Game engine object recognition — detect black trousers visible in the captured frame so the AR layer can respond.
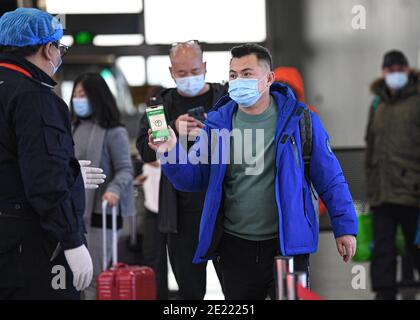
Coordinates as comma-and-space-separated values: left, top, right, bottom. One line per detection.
218, 232, 309, 300
371, 203, 420, 298
167, 209, 224, 300
140, 209, 168, 300
0, 214, 79, 300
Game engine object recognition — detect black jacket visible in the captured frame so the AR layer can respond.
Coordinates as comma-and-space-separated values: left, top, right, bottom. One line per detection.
0, 53, 86, 250
136, 83, 227, 233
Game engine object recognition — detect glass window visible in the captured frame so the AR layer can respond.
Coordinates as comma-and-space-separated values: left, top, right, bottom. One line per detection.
146, 56, 173, 88
60, 35, 74, 47
45, 0, 143, 14
144, 0, 266, 44
60, 81, 75, 106
93, 34, 144, 47
116, 56, 146, 86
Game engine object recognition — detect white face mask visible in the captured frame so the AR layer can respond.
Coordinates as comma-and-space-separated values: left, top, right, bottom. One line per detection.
385, 72, 408, 90
175, 74, 206, 97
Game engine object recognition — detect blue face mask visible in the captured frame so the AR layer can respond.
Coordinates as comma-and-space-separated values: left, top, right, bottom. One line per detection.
49, 46, 62, 75
385, 72, 408, 90
72, 98, 92, 118
175, 74, 206, 97
228, 77, 268, 107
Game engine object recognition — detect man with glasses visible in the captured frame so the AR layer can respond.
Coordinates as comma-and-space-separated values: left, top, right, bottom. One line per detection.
137, 40, 227, 299
0, 8, 93, 299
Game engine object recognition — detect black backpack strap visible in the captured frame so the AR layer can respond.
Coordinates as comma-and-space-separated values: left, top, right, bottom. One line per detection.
299, 106, 312, 184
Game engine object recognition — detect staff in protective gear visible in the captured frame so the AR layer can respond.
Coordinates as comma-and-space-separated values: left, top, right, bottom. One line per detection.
0, 8, 93, 299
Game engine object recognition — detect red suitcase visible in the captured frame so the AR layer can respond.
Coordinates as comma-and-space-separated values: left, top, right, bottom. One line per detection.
97, 201, 156, 300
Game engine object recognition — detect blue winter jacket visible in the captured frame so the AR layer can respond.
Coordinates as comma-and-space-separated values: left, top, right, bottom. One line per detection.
415, 215, 420, 245
161, 82, 358, 263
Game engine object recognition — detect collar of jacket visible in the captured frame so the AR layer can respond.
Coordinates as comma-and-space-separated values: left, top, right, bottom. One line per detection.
205, 82, 300, 130
370, 70, 420, 103
203, 82, 305, 164
0, 53, 57, 89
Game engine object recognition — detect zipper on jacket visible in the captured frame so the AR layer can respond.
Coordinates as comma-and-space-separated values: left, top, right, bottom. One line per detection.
290, 136, 300, 167
302, 188, 313, 228
273, 99, 301, 256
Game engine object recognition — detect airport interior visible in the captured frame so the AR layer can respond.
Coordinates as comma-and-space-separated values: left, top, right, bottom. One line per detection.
0, 0, 419, 301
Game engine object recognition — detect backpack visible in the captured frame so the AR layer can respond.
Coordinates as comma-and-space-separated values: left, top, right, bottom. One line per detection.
299, 107, 320, 219
299, 107, 313, 187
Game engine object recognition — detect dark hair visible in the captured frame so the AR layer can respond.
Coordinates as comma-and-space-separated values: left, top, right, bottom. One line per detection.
70, 73, 122, 129
0, 45, 42, 57
230, 43, 273, 70
382, 50, 409, 69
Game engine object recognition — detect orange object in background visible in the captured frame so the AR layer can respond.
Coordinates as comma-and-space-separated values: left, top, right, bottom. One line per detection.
274, 67, 318, 114
274, 66, 326, 215
318, 198, 327, 216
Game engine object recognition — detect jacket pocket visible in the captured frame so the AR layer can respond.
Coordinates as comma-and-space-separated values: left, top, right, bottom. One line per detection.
303, 187, 313, 228
390, 166, 420, 197
0, 232, 23, 288
43, 125, 73, 160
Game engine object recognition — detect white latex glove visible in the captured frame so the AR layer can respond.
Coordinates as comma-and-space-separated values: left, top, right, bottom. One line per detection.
79, 160, 106, 189
64, 245, 93, 291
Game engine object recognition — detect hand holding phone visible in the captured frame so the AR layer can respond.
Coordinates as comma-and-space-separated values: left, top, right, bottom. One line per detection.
146, 105, 170, 142
187, 106, 206, 123
148, 126, 177, 153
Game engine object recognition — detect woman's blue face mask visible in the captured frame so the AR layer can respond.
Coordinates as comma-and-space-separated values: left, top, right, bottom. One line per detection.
72, 98, 92, 118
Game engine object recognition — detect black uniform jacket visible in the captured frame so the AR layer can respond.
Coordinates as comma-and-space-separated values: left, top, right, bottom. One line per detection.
0, 53, 86, 250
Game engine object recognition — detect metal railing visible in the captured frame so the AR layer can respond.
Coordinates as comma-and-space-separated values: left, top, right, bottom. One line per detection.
275, 256, 323, 300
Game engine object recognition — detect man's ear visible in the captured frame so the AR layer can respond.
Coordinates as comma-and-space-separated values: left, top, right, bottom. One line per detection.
203, 61, 207, 74
43, 43, 54, 61
169, 66, 175, 80
267, 71, 275, 85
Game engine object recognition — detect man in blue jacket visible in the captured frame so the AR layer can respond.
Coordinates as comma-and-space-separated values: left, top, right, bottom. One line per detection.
148, 43, 357, 300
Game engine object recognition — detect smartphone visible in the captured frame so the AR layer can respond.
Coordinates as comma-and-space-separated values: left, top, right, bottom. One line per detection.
188, 106, 206, 123
146, 105, 170, 142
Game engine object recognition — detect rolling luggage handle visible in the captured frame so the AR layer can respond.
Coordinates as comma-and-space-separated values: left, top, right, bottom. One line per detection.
274, 256, 294, 300
102, 200, 118, 271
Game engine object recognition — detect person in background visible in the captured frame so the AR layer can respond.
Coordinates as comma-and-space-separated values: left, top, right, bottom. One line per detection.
149, 43, 358, 300
134, 85, 169, 300
416, 216, 420, 249
365, 50, 420, 300
138, 160, 168, 300
136, 40, 226, 299
0, 8, 93, 299
71, 73, 135, 300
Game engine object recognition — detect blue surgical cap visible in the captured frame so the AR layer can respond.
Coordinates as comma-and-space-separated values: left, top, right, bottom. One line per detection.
0, 8, 63, 47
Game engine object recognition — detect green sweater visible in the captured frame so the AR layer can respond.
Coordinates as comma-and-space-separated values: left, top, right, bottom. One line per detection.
223, 96, 279, 241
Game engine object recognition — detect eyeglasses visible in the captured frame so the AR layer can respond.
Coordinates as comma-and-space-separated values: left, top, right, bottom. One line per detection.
53, 42, 69, 57
171, 40, 200, 49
